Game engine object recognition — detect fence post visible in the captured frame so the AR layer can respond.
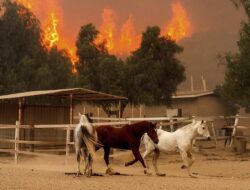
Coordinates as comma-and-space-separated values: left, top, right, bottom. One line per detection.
139, 104, 142, 117
66, 93, 73, 157
118, 100, 121, 119
230, 115, 239, 147
15, 121, 19, 164
29, 124, 34, 152
66, 125, 70, 157
131, 104, 134, 118
211, 121, 217, 145
170, 118, 174, 132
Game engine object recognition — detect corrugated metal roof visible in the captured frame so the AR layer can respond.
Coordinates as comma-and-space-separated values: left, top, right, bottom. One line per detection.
172, 90, 214, 99
0, 88, 127, 101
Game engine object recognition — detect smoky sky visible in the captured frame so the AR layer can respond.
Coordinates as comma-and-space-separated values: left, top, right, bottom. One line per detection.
3, 0, 247, 90
58, 0, 245, 90
59, 0, 244, 39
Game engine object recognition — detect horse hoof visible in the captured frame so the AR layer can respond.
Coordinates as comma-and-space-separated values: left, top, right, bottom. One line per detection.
189, 173, 198, 178
106, 168, 115, 175
156, 173, 166, 177
76, 172, 83, 177
146, 172, 152, 176
181, 165, 187, 169
144, 169, 152, 176
124, 162, 129, 167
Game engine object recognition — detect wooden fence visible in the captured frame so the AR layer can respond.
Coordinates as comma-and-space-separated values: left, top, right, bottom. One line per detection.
0, 115, 249, 163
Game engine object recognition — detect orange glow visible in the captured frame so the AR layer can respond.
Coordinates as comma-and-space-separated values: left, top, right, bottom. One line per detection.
16, 0, 192, 66
95, 10, 141, 56
16, 0, 32, 9
163, 1, 191, 41
43, 12, 59, 48
16, 0, 77, 71
95, 9, 116, 53
117, 15, 141, 56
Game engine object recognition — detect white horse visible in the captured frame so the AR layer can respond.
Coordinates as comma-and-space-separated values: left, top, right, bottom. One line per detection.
142, 120, 210, 177
74, 113, 96, 177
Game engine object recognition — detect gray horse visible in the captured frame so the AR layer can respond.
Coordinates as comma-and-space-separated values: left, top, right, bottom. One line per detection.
74, 113, 96, 177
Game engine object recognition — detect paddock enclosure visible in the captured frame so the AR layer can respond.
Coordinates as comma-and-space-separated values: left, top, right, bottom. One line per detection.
1, 89, 250, 189
0, 88, 126, 160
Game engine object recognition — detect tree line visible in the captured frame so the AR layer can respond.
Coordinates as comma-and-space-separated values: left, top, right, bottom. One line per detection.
217, 0, 250, 114
2, 0, 250, 114
0, 0, 185, 107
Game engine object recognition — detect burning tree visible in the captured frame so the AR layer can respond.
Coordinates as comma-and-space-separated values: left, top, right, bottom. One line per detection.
75, 24, 185, 106
126, 26, 185, 105
0, 0, 73, 94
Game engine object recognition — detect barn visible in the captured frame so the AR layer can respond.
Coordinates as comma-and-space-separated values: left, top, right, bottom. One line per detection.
0, 88, 127, 157
122, 90, 226, 118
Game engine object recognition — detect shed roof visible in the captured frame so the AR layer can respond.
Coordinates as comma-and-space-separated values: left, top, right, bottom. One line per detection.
172, 90, 214, 99
0, 88, 127, 101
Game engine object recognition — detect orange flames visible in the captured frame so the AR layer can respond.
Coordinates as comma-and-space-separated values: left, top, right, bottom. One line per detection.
16, 0, 78, 71
95, 9, 116, 52
117, 15, 141, 56
16, 0, 192, 64
163, 1, 191, 41
17, 0, 32, 9
43, 12, 59, 48
95, 9, 141, 56
96, 2, 191, 56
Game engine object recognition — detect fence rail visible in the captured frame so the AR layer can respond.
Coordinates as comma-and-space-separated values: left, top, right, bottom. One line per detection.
0, 115, 250, 163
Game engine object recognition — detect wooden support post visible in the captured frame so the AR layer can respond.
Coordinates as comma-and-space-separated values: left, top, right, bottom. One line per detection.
18, 98, 23, 150
97, 106, 100, 122
28, 124, 34, 152
190, 75, 194, 92
66, 94, 73, 157
14, 121, 19, 164
118, 100, 121, 119
211, 121, 217, 145
15, 98, 24, 163
139, 104, 142, 117
170, 118, 174, 132
81, 102, 86, 114
159, 121, 163, 130
66, 125, 70, 157
131, 104, 134, 118
230, 115, 239, 147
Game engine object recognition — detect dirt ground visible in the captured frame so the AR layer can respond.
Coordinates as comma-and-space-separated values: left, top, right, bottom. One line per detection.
1, 141, 250, 190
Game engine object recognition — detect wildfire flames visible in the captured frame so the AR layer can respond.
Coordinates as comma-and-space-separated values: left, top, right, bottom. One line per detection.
163, 1, 192, 41
16, 0, 78, 71
95, 9, 141, 56
16, 0, 192, 65
43, 12, 59, 48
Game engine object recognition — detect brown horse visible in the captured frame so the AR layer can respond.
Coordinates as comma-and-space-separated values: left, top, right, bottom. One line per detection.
96, 121, 159, 175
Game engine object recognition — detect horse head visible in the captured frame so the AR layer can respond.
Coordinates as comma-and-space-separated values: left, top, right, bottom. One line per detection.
197, 120, 211, 140
147, 122, 159, 144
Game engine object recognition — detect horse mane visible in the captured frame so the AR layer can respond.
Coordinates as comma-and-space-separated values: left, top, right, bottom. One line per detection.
180, 120, 201, 131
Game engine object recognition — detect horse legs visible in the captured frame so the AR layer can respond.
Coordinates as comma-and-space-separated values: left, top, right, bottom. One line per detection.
130, 148, 151, 175
180, 150, 196, 178
142, 149, 153, 170
152, 149, 165, 176
85, 153, 93, 177
124, 157, 138, 167
81, 148, 87, 175
75, 147, 83, 177
103, 147, 115, 174
76, 150, 81, 176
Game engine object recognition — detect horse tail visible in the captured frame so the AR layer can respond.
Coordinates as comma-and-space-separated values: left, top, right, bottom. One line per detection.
82, 134, 96, 159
